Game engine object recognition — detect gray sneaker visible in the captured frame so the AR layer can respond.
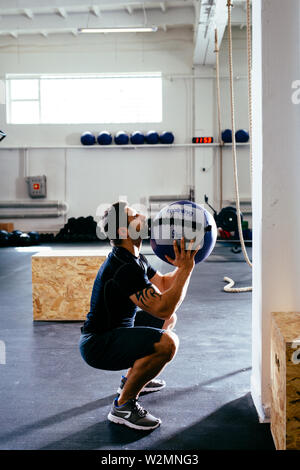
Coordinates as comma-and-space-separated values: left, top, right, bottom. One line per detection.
117, 375, 166, 394
108, 398, 161, 430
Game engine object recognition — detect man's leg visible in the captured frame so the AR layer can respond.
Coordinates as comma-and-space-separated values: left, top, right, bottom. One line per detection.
124, 313, 177, 380
118, 330, 178, 406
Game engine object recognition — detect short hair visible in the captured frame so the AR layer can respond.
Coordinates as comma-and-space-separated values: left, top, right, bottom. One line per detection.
101, 201, 128, 246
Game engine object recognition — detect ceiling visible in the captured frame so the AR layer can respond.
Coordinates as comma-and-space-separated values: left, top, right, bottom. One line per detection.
0, 0, 249, 65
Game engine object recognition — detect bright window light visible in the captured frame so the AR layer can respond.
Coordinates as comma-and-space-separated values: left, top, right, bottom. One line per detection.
6, 74, 162, 124
10, 101, 40, 124
10, 79, 39, 100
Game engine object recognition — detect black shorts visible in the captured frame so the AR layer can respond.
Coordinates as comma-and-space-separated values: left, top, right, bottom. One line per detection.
79, 311, 165, 371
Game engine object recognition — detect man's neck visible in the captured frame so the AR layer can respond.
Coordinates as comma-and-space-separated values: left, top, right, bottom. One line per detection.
117, 239, 142, 258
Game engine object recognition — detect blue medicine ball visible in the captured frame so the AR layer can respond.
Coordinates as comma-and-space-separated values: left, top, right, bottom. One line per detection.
97, 131, 112, 145
0, 230, 9, 247
222, 129, 232, 143
150, 200, 217, 265
28, 231, 40, 244
235, 129, 249, 143
80, 131, 96, 146
145, 130, 159, 144
130, 131, 145, 145
159, 131, 174, 144
114, 131, 129, 145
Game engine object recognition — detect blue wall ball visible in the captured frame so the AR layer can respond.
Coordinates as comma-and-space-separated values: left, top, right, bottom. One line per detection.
114, 131, 129, 145
28, 231, 40, 244
221, 129, 232, 143
97, 131, 112, 145
159, 131, 174, 144
80, 132, 96, 146
235, 129, 249, 143
145, 130, 159, 144
150, 200, 217, 265
130, 131, 145, 145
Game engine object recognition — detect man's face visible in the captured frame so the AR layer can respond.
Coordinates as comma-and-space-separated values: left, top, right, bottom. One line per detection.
126, 206, 147, 240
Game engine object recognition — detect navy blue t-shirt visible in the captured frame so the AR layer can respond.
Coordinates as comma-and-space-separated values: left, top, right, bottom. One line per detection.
82, 246, 157, 334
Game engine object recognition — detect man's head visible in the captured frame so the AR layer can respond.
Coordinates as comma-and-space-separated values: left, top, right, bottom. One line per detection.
101, 201, 147, 246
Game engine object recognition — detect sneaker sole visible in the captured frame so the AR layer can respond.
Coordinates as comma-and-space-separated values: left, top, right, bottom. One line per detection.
107, 412, 161, 431
117, 383, 166, 394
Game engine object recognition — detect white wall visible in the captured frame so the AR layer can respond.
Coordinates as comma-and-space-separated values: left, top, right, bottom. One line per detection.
252, 0, 300, 422
0, 27, 251, 231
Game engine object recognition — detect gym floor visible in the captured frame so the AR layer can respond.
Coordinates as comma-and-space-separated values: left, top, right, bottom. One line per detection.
0, 241, 275, 450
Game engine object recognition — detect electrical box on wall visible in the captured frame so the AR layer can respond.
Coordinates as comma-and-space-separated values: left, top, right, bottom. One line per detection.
25, 175, 47, 198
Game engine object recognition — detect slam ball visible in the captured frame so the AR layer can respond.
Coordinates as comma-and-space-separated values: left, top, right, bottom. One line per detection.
150, 200, 217, 265
97, 131, 112, 145
145, 131, 159, 144
235, 129, 249, 143
130, 131, 145, 145
159, 131, 174, 144
80, 132, 96, 146
114, 131, 129, 145
221, 129, 232, 143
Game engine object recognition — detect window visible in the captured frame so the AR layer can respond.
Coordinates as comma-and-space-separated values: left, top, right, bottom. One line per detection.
6, 73, 162, 124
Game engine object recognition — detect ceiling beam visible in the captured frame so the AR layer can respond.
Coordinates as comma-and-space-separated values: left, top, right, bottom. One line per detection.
160, 2, 166, 13
90, 6, 101, 17
193, 1, 247, 66
56, 7, 68, 19
23, 9, 34, 20
0, 7, 194, 36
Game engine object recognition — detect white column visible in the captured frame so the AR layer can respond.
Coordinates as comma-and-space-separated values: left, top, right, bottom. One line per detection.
252, 0, 300, 421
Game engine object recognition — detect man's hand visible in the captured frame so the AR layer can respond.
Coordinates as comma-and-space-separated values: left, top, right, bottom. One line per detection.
164, 237, 200, 271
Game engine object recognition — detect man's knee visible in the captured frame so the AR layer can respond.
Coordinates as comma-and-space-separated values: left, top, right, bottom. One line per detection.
155, 330, 179, 361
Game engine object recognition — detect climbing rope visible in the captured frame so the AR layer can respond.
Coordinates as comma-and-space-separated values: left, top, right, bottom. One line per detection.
222, 0, 252, 292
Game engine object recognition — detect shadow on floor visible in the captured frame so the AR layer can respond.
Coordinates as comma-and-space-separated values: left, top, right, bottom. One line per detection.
147, 393, 276, 450
38, 420, 155, 450
35, 393, 275, 451
0, 394, 116, 445
0, 369, 254, 449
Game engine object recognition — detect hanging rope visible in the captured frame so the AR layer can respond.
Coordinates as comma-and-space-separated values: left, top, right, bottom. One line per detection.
223, 0, 252, 292
214, 29, 224, 211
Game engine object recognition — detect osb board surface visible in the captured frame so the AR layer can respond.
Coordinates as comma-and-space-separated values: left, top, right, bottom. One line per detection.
271, 318, 286, 450
0, 223, 14, 231
286, 343, 300, 450
271, 313, 300, 450
32, 255, 106, 321
271, 312, 300, 344
32, 248, 111, 258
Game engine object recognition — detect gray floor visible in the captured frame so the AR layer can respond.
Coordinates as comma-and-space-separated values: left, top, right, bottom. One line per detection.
0, 241, 275, 450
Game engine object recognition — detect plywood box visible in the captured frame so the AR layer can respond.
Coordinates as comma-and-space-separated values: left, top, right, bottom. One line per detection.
32, 249, 110, 321
270, 312, 300, 450
0, 223, 14, 232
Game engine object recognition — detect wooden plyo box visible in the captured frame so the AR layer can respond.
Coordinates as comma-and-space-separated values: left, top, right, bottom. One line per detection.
270, 312, 300, 450
32, 249, 110, 321
0, 223, 14, 232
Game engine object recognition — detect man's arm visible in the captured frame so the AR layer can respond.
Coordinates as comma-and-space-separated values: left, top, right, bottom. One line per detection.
129, 265, 193, 320
150, 269, 179, 293
130, 238, 199, 320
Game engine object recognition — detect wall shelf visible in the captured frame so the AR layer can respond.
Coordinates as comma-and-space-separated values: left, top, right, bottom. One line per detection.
0, 143, 250, 150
